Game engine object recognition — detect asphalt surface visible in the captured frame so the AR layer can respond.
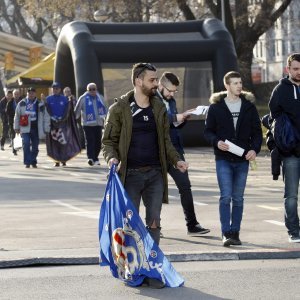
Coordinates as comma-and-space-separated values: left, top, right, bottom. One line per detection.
1, 142, 300, 268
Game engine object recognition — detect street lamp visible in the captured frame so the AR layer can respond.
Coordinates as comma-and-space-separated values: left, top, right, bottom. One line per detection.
94, 9, 109, 22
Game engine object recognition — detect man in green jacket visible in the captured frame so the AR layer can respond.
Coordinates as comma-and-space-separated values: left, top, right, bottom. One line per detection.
102, 62, 188, 248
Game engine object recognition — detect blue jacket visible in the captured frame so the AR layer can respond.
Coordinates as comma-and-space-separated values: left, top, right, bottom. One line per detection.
204, 91, 262, 161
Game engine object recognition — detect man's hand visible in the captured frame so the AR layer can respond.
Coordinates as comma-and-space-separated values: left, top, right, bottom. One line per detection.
217, 140, 229, 152
245, 150, 256, 161
108, 158, 119, 168
176, 160, 189, 173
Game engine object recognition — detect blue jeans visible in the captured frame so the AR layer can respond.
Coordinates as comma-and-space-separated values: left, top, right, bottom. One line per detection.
22, 127, 39, 165
124, 167, 164, 228
216, 160, 249, 234
282, 156, 300, 236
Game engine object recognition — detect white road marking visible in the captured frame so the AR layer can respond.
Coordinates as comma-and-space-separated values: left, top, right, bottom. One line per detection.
264, 220, 285, 226
51, 200, 86, 212
257, 205, 282, 211
194, 201, 208, 206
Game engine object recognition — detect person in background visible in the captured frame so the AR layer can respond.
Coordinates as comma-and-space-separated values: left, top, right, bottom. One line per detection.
204, 71, 262, 247
0, 90, 12, 151
6, 89, 22, 155
269, 53, 300, 243
46, 82, 81, 167
156, 72, 210, 236
14, 87, 50, 168
75, 83, 106, 166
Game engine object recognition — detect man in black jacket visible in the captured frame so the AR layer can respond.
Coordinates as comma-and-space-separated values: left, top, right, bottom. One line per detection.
0, 90, 13, 150
269, 53, 300, 243
204, 71, 262, 247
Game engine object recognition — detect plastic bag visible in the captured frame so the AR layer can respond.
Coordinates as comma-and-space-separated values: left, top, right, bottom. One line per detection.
13, 133, 23, 150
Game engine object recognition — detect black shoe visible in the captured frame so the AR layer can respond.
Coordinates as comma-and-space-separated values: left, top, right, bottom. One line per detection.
142, 277, 165, 289
222, 232, 232, 247
1, 146, 4, 151
13, 150, 17, 156
25, 165, 30, 168
62, 162, 66, 166
54, 162, 60, 167
88, 159, 94, 166
31, 164, 37, 168
187, 224, 210, 236
231, 231, 242, 245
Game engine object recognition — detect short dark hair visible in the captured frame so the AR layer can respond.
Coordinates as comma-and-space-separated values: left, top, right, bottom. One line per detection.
287, 53, 300, 67
160, 72, 180, 86
223, 71, 241, 85
131, 62, 156, 85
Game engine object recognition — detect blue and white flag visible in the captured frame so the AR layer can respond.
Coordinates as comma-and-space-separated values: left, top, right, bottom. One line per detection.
99, 164, 184, 287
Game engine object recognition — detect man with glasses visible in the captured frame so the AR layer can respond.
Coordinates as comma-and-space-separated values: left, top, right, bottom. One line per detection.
46, 82, 81, 167
157, 72, 210, 236
75, 83, 106, 166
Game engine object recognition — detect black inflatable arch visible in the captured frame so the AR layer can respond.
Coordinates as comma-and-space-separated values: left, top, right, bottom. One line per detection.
55, 18, 238, 99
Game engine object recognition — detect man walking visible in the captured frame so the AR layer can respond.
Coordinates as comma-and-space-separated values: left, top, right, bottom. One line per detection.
75, 83, 106, 166
0, 90, 12, 150
14, 87, 50, 168
204, 71, 262, 247
269, 53, 300, 243
157, 72, 210, 236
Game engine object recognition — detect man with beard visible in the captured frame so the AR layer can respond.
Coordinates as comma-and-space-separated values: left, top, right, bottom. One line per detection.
102, 63, 188, 289
156, 72, 210, 236
269, 53, 300, 243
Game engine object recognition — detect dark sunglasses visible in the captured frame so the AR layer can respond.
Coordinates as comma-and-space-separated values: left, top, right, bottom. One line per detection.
135, 63, 156, 78
88, 88, 97, 91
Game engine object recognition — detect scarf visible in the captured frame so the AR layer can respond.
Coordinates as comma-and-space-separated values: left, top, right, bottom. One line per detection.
25, 98, 37, 121
85, 93, 106, 124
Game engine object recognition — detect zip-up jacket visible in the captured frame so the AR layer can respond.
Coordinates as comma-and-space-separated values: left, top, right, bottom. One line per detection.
204, 91, 262, 161
269, 77, 300, 156
102, 90, 181, 203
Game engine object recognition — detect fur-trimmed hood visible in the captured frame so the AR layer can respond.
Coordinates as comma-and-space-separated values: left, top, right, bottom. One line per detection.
209, 91, 255, 104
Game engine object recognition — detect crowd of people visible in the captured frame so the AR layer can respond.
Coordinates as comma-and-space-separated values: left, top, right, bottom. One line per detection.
1, 54, 300, 283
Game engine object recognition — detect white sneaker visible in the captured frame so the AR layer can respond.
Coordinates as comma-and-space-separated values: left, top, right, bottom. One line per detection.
289, 234, 300, 243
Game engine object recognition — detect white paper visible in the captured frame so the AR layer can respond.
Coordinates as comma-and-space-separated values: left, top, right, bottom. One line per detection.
173, 121, 184, 127
187, 105, 209, 116
224, 140, 245, 157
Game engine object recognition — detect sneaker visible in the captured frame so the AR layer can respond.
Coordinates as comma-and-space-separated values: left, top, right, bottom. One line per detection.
25, 165, 30, 168
88, 159, 94, 166
289, 234, 300, 243
187, 224, 210, 236
31, 164, 37, 168
54, 162, 60, 167
94, 160, 100, 165
231, 231, 242, 245
142, 277, 165, 289
222, 232, 232, 247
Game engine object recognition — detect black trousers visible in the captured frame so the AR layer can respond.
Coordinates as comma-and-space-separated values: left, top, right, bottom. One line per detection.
168, 154, 198, 229
83, 125, 102, 162
0, 119, 9, 147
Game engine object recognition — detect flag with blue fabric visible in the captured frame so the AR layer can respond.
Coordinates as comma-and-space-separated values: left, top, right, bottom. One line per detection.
99, 164, 184, 287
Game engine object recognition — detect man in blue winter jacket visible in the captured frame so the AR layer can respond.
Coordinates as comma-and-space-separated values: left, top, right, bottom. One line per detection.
157, 72, 210, 236
269, 53, 300, 243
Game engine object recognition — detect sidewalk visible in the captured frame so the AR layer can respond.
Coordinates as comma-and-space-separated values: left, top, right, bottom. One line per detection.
0, 145, 299, 268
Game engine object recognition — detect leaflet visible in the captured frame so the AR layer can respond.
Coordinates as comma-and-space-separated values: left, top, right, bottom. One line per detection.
224, 140, 245, 157
187, 105, 209, 116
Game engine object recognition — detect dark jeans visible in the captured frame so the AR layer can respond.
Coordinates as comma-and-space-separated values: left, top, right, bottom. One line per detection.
125, 167, 164, 228
22, 127, 39, 165
1, 119, 9, 147
168, 155, 198, 229
282, 156, 300, 236
83, 125, 102, 162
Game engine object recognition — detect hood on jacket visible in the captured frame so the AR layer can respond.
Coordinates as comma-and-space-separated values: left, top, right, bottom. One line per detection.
279, 77, 299, 100
209, 91, 255, 104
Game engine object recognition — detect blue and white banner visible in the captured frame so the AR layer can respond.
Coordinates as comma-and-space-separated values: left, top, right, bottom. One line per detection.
99, 164, 184, 287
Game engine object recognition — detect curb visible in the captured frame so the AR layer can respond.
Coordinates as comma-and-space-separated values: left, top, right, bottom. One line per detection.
1, 249, 300, 269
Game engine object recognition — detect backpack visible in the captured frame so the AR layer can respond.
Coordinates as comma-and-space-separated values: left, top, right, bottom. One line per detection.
271, 113, 300, 153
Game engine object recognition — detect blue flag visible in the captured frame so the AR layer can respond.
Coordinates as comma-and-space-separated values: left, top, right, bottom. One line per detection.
99, 165, 184, 287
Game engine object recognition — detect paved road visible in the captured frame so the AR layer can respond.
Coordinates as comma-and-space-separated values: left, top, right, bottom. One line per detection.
0, 143, 300, 267
1, 260, 300, 299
